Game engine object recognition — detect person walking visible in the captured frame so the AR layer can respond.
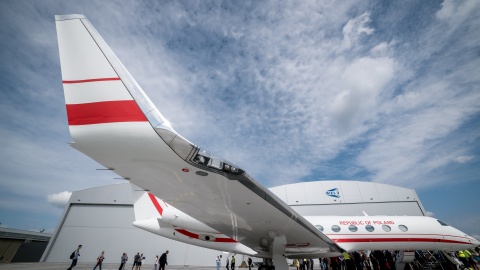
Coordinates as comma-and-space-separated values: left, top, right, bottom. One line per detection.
139, 253, 144, 270
133, 252, 141, 270
154, 255, 159, 270
217, 256, 221, 270
67, 245, 82, 270
93, 251, 105, 270
294, 259, 300, 270
231, 255, 236, 270
226, 257, 230, 270
119, 253, 128, 270
159, 250, 169, 270
248, 257, 253, 270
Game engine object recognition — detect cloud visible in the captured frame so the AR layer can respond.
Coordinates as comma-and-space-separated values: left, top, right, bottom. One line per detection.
454, 155, 475, 163
47, 191, 72, 208
330, 56, 396, 132
340, 12, 374, 51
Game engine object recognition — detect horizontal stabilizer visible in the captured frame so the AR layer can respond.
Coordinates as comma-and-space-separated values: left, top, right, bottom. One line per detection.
133, 218, 161, 234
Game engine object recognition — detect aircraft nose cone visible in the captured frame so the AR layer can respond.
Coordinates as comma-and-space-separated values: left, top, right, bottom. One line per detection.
473, 237, 480, 246
467, 235, 480, 248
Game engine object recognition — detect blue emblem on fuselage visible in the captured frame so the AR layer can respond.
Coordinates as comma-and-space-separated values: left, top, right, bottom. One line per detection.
326, 188, 340, 198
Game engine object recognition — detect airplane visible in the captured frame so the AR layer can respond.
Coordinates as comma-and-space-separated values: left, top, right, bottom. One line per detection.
55, 14, 479, 270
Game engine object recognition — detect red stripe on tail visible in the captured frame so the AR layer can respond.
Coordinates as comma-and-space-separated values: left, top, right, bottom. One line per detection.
66, 100, 147, 125
147, 193, 163, 216
63, 77, 121, 84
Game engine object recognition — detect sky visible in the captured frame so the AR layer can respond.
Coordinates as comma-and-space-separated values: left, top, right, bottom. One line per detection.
0, 0, 479, 240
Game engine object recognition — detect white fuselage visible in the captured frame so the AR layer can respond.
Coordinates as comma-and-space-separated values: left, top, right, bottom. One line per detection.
304, 215, 479, 252
134, 195, 480, 258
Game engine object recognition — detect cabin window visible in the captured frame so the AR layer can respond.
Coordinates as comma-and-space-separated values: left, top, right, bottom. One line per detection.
398, 225, 408, 232
315, 225, 324, 232
437, 220, 448, 226
331, 225, 341, 232
382, 225, 391, 232
348, 225, 358, 232
365, 225, 374, 232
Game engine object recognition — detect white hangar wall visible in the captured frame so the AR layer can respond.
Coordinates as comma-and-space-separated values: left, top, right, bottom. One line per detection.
270, 180, 426, 216
43, 180, 425, 265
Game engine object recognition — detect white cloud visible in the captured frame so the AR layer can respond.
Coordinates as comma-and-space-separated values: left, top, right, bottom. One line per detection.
436, 0, 479, 24
454, 155, 475, 163
340, 12, 374, 51
47, 191, 72, 208
330, 56, 396, 132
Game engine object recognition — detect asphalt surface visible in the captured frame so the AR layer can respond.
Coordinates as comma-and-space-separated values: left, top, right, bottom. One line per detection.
0, 263, 233, 270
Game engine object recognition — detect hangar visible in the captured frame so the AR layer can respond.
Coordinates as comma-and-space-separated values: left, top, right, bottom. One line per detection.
41, 180, 425, 265
0, 227, 51, 263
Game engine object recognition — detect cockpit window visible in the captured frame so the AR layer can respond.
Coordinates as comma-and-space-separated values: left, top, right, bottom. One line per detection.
437, 220, 449, 226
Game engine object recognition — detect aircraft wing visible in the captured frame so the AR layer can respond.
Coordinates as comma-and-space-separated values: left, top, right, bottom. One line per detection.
55, 14, 343, 258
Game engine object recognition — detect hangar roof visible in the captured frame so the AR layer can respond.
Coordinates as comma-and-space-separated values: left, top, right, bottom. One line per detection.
0, 227, 51, 242
269, 180, 426, 216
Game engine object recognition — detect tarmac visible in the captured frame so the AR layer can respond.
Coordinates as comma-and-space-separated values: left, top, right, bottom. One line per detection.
0, 263, 231, 270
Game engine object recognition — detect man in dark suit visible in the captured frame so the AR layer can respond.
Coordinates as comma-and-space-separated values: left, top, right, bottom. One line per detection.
159, 250, 169, 270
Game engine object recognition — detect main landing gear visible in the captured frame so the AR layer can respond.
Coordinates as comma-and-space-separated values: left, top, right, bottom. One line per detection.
257, 259, 275, 270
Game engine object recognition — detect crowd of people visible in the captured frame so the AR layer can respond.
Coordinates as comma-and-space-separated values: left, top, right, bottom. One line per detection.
293, 251, 396, 270
66, 244, 169, 270
217, 255, 253, 270
291, 248, 480, 270
65, 244, 479, 270
454, 248, 480, 270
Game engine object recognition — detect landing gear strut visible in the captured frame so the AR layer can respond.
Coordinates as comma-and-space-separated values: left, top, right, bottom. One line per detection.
258, 259, 275, 270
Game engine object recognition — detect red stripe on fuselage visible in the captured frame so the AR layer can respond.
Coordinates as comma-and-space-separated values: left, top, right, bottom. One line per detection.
66, 100, 147, 125
147, 193, 163, 216
175, 229, 237, 243
331, 237, 470, 245
63, 77, 121, 84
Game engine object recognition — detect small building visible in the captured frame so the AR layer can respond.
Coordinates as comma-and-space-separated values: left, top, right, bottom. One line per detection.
42, 180, 425, 265
0, 227, 51, 263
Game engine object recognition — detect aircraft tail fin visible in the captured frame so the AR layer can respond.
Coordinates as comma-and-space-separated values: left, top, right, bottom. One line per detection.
55, 14, 171, 130
131, 188, 164, 233
132, 188, 165, 222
